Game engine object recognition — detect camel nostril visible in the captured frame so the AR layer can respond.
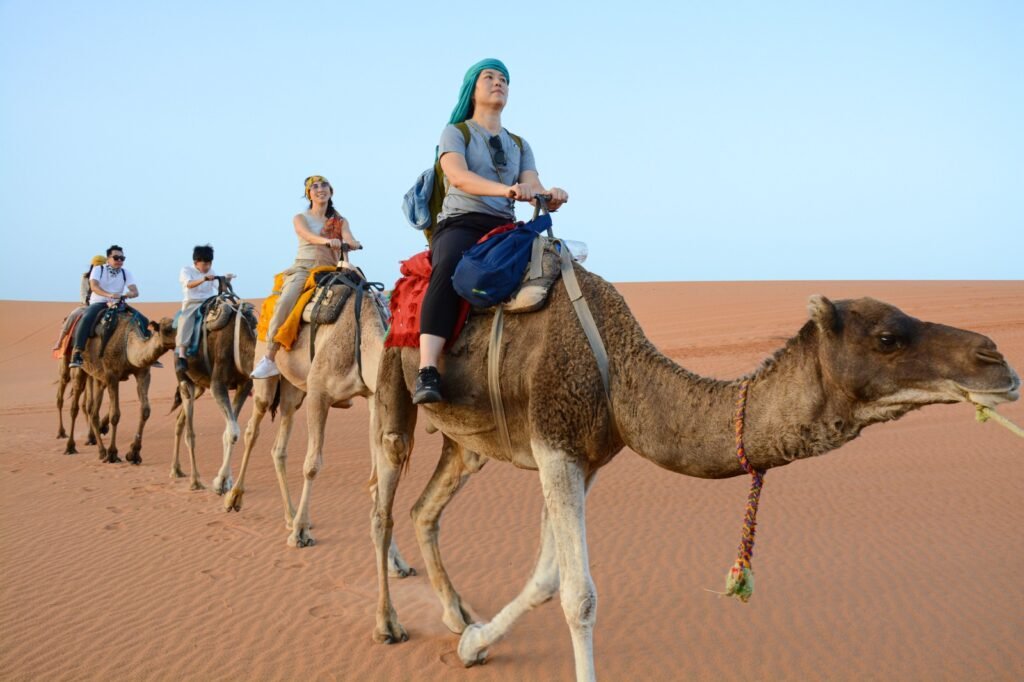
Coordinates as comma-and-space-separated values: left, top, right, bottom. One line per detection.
975, 348, 1005, 365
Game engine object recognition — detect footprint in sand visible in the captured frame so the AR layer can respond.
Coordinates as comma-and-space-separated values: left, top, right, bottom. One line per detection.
308, 605, 339, 619
106, 506, 122, 514
200, 568, 230, 581
274, 558, 307, 570
81, 486, 95, 492
103, 521, 124, 531
9, 469, 20, 474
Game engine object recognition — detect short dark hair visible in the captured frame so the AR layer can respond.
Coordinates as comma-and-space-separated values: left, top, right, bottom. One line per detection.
106, 244, 123, 256
192, 244, 214, 262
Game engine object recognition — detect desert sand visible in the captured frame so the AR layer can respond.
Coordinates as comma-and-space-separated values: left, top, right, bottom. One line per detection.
1, 281, 1022, 681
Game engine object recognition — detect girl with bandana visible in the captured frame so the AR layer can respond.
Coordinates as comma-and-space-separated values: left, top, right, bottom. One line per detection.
251, 176, 362, 379
413, 58, 569, 404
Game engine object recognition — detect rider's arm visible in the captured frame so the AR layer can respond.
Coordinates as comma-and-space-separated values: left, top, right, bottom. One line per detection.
293, 214, 340, 248
440, 152, 513, 198
338, 217, 362, 250
518, 170, 569, 210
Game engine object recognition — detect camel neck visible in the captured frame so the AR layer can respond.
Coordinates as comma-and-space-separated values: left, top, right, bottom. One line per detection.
127, 325, 165, 369
610, 324, 858, 479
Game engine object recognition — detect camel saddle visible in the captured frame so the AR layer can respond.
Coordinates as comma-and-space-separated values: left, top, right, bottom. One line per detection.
203, 295, 256, 332
94, 306, 150, 357
300, 266, 388, 364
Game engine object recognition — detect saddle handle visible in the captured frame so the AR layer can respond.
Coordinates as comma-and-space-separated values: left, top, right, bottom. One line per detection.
531, 194, 553, 220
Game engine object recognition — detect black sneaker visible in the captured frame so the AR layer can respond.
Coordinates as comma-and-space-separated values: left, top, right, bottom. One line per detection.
412, 366, 443, 404
69, 352, 84, 368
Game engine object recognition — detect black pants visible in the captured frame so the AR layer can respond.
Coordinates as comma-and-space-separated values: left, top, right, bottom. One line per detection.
72, 303, 110, 352
419, 212, 511, 338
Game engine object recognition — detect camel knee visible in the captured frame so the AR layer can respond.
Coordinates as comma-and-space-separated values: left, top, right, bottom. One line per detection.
560, 586, 597, 630
271, 449, 287, 473
141, 406, 151, 421
370, 507, 395, 541
303, 459, 321, 480
382, 432, 410, 468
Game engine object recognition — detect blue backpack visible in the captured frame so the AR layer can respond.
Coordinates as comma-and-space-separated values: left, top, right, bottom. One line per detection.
452, 212, 553, 308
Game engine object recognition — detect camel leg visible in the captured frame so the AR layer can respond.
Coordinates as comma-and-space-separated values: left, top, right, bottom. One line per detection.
411, 436, 485, 632
225, 377, 274, 513
102, 381, 121, 463
461, 452, 597, 682
271, 381, 304, 528
83, 379, 98, 446
64, 369, 87, 455
288, 387, 330, 548
210, 379, 241, 495
125, 371, 151, 465
171, 395, 187, 479
56, 361, 69, 439
458, 507, 557, 665
181, 381, 204, 488
370, 376, 416, 644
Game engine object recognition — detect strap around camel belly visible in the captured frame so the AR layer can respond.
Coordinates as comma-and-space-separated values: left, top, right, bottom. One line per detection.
487, 239, 614, 457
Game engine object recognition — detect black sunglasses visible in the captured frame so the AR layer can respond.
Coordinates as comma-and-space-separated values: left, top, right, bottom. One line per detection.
489, 135, 507, 167
111, 255, 126, 261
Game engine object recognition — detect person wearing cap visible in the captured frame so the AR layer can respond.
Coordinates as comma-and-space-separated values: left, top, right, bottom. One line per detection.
250, 176, 362, 379
69, 245, 140, 368
413, 58, 569, 404
52, 254, 106, 351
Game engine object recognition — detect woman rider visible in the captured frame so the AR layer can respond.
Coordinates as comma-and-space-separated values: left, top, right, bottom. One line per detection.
251, 176, 362, 379
414, 58, 568, 404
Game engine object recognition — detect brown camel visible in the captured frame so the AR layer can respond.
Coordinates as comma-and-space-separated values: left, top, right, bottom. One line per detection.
56, 353, 108, 445
223, 269, 414, 576
370, 268, 1020, 681
169, 282, 257, 491
65, 310, 177, 463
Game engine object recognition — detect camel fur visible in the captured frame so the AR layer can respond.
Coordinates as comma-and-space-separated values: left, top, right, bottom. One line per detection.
370, 264, 1020, 682
223, 276, 414, 577
65, 313, 177, 464
169, 296, 256, 492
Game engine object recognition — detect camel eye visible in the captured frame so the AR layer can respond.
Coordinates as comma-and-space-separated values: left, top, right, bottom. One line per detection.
878, 333, 901, 350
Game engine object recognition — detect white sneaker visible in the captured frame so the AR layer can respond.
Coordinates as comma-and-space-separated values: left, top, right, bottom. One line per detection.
250, 356, 280, 379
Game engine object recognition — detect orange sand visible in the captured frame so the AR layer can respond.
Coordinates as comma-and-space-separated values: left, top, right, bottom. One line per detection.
1, 282, 1022, 681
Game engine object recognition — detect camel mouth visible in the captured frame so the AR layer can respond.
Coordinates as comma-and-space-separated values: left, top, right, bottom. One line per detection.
957, 374, 1021, 408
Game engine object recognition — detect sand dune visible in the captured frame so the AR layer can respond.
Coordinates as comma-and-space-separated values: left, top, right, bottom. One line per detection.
1, 281, 1021, 681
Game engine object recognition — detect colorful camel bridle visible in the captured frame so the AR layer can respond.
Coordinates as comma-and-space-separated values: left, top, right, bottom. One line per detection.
723, 378, 763, 602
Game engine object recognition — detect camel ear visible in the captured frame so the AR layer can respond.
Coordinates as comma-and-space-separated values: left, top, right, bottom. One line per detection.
148, 321, 160, 333
808, 295, 839, 335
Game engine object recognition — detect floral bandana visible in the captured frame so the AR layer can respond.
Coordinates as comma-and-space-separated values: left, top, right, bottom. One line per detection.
304, 175, 331, 199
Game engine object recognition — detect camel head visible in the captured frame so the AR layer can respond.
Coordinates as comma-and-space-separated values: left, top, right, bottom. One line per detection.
809, 296, 1020, 423
148, 318, 178, 350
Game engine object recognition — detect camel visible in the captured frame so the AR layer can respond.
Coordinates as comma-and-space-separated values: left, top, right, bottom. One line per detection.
65, 310, 177, 463
370, 267, 1020, 681
223, 266, 414, 576
56, 353, 108, 445
169, 280, 257, 491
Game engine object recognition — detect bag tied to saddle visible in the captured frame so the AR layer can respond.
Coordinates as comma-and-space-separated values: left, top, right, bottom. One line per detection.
452, 213, 553, 308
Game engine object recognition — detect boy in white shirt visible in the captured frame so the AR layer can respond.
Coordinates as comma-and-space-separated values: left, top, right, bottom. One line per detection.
69, 245, 139, 368
176, 244, 234, 376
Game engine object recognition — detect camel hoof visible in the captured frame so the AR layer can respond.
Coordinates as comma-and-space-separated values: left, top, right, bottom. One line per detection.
224, 489, 243, 512
212, 476, 232, 496
85, 436, 97, 446
190, 480, 206, 491
108, 447, 118, 460
443, 602, 474, 634
170, 467, 185, 479
57, 429, 67, 439
126, 451, 142, 466
388, 565, 416, 579
373, 623, 409, 645
457, 624, 489, 667
100, 423, 109, 435
102, 452, 121, 463
287, 528, 315, 548
64, 444, 78, 455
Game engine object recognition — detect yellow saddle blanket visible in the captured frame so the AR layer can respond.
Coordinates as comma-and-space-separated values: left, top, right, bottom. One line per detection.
257, 265, 336, 350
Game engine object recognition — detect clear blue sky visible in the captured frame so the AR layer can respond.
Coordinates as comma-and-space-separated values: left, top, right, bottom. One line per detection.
2, 1, 1021, 302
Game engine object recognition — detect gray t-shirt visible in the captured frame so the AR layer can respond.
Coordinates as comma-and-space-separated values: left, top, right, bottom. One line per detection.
437, 122, 537, 222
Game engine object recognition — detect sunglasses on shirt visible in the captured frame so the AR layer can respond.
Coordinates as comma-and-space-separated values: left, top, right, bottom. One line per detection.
488, 135, 507, 167
111, 255, 126, 262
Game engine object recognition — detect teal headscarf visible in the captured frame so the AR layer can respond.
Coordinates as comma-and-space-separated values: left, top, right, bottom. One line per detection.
448, 58, 510, 125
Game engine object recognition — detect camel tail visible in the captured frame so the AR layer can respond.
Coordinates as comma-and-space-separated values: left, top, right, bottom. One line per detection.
268, 380, 281, 421
169, 388, 182, 414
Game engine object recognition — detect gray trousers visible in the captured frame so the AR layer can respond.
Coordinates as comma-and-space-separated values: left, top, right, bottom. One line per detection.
265, 260, 315, 348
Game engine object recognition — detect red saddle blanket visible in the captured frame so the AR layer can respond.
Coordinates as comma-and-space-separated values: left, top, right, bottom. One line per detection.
385, 223, 518, 350
384, 250, 471, 349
